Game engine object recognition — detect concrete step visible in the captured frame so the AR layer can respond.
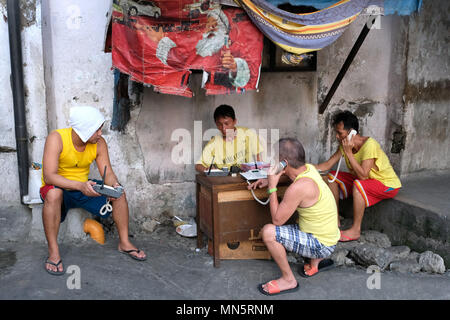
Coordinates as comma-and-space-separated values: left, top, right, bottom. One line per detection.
0, 202, 91, 243
341, 170, 450, 266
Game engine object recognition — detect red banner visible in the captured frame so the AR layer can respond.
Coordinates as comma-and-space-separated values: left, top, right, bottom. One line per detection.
111, 0, 263, 97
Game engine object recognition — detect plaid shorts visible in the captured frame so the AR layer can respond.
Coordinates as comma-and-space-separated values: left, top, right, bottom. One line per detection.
275, 224, 336, 259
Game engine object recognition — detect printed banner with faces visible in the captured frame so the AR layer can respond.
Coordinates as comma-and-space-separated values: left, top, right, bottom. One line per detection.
111, 0, 263, 97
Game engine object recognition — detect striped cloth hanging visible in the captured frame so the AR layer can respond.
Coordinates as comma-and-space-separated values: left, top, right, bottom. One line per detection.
235, 0, 382, 55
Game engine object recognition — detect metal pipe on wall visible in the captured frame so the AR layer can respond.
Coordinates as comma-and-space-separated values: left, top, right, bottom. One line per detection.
7, 0, 29, 203
319, 15, 378, 114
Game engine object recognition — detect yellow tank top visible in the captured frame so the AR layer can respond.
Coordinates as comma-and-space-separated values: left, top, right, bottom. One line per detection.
295, 164, 340, 246
41, 128, 97, 187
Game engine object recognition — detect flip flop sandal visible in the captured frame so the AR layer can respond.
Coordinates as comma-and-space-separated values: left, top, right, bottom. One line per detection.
339, 231, 360, 242
298, 258, 335, 278
44, 258, 65, 276
257, 280, 300, 296
119, 249, 147, 261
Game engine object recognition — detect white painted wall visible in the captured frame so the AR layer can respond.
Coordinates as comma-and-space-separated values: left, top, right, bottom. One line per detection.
0, 0, 47, 203
0, 0, 448, 228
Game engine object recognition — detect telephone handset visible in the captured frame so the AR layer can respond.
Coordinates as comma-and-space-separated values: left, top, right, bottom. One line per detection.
328, 129, 357, 183
274, 160, 287, 174
347, 129, 357, 141
244, 160, 288, 206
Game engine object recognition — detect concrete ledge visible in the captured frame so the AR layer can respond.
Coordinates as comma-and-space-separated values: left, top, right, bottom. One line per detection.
29, 205, 91, 243
340, 170, 450, 266
363, 199, 450, 266
0, 203, 32, 242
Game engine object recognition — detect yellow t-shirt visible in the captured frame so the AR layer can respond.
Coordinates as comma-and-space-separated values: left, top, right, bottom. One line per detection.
41, 128, 97, 187
340, 137, 402, 189
196, 126, 264, 169
295, 164, 340, 247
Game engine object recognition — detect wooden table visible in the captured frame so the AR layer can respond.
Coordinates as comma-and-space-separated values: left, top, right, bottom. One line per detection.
196, 174, 292, 267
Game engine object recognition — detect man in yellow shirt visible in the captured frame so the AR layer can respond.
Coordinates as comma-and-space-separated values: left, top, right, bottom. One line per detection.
249, 138, 339, 295
195, 104, 264, 172
316, 111, 402, 242
40, 106, 146, 276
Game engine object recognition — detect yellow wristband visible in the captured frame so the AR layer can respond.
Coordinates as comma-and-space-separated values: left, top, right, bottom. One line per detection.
267, 188, 277, 194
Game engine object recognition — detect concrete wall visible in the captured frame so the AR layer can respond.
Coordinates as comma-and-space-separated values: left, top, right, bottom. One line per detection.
0, 0, 448, 231
0, 0, 47, 204
401, 0, 450, 175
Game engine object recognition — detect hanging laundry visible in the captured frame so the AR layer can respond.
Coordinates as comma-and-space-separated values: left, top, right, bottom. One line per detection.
235, 0, 384, 55
111, 0, 263, 97
262, 0, 422, 16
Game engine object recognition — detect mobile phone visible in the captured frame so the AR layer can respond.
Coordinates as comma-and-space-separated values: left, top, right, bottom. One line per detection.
347, 129, 357, 141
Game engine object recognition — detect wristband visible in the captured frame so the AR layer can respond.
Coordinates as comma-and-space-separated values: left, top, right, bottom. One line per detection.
267, 188, 277, 195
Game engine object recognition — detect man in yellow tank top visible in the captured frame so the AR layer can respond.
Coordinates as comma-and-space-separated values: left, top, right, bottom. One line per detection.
41, 106, 146, 275
248, 138, 340, 295
316, 111, 401, 242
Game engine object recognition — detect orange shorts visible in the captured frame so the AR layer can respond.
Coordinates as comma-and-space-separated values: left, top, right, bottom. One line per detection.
328, 171, 400, 207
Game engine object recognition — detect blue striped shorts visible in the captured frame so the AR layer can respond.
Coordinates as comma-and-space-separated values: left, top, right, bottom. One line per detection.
275, 224, 336, 259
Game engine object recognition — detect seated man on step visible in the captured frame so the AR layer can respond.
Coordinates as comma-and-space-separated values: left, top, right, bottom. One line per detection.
41, 106, 146, 276
316, 110, 402, 242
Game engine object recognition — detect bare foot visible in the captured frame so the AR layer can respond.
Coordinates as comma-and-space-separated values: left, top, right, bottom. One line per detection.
118, 243, 146, 260
261, 277, 297, 294
45, 255, 64, 273
339, 229, 360, 242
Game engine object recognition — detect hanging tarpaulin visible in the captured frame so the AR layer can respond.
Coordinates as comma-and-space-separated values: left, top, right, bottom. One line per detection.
261, 0, 423, 15
235, 0, 382, 55
111, 0, 264, 97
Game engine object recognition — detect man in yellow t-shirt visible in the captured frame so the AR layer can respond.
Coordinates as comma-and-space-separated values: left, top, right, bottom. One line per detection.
316, 111, 402, 242
195, 104, 264, 172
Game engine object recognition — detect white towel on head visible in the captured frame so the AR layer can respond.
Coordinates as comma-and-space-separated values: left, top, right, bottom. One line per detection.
69, 106, 105, 143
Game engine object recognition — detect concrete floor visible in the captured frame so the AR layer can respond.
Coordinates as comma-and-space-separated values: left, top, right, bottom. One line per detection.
1, 170, 450, 300
1, 222, 449, 300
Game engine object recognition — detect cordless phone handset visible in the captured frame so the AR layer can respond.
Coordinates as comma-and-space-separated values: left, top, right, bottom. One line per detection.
92, 165, 124, 199
328, 129, 356, 183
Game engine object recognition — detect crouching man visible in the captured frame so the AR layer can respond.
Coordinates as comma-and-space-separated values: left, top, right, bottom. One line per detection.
249, 138, 339, 295
41, 106, 146, 276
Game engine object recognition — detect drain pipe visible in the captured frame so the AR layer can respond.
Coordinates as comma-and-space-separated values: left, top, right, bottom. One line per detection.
7, 0, 29, 203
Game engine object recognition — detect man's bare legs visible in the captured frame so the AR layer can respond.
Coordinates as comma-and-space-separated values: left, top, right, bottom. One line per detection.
328, 181, 341, 227
43, 190, 146, 272
340, 184, 365, 240
260, 224, 297, 292
42, 188, 64, 273
112, 193, 146, 260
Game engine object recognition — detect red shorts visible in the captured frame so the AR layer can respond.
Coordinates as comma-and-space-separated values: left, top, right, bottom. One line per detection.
40, 184, 57, 200
328, 171, 399, 207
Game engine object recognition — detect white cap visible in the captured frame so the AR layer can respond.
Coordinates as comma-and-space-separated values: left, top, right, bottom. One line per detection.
69, 106, 105, 143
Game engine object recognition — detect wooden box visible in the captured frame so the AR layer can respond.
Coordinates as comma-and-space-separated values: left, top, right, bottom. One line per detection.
196, 174, 293, 267
208, 239, 272, 260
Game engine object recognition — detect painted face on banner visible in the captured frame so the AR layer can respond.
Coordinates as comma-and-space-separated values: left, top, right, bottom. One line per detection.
196, 15, 228, 57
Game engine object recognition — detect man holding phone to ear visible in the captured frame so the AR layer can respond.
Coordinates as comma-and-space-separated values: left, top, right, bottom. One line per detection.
248, 138, 339, 295
316, 111, 401, 242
